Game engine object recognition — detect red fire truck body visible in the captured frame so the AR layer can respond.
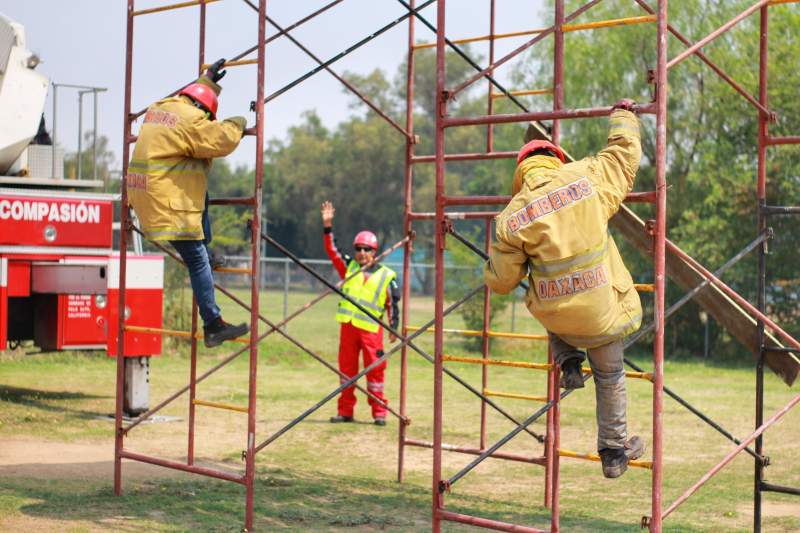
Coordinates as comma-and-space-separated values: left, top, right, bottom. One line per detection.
0, 188, 163, 356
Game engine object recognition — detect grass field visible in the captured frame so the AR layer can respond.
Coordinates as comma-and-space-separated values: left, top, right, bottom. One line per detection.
1, 289, 798, 532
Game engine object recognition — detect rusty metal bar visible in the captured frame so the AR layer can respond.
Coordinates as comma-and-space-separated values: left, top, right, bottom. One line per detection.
443, 354, 552, 370
406, 325, 547, 341
412, 151, 517, 163
239, 0, 412, 140
444, 102, 658, 129
563, 14, 656, 32
438, 510, 546, 533
633, 0, 772, 117
766, 135, 800, 145
119, 449, 244, 484
484, 389, 548, 402
132, 0, 221, 17
405, 438, 546, 465
558, 448, 653, 469
491, 88, 552, 99
658, 395, 800, 522
447, 0, 604, 101
124, 324, 249, 343
667, 0, 770, 70
193, 398, 249, 413
408, 211, 499, 220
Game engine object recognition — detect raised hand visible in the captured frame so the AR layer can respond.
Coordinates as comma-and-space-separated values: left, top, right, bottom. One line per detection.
321, 200, 335, 228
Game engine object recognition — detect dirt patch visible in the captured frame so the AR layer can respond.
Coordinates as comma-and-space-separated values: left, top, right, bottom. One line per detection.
737, 500, 800, 519
0, 437, 190, 481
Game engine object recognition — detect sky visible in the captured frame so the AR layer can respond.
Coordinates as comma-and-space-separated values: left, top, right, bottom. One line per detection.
1, 0, 548, 169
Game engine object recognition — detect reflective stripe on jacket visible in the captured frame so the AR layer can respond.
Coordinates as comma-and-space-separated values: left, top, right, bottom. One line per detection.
335, 260, 397, 334
127, 80, 243, 241
484, 109, 642, 349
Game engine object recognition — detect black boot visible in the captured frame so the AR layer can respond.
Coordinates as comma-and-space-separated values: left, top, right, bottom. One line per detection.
203, 317, 249, 348
560, 357, 585, 390
599, 436, 646, 478
208, 249, 227, 270
329, 415, 354, 423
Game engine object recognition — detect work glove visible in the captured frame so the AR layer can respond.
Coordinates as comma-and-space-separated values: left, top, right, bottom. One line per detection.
611, 98, 636, 113
225, 116, 247, 132
205, 58, 227, 83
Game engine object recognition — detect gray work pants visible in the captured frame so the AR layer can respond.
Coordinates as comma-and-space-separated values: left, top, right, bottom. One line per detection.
549, 333, 627, 451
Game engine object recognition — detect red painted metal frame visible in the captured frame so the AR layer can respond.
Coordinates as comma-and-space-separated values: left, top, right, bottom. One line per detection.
114, 2, 268, 530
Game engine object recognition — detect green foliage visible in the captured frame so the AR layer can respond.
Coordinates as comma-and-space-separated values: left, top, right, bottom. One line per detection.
63, 133, 116, 190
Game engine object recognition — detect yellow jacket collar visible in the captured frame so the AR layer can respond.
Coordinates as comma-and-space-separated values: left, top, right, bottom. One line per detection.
512, 155, 563, 195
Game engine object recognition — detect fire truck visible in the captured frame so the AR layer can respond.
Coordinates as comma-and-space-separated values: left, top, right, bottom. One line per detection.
0, 13, 163, 415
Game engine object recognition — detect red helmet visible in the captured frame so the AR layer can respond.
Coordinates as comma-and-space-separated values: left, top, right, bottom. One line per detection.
517, 139, 565, 164
353, 231, 378, 250
179, 83, 218, 119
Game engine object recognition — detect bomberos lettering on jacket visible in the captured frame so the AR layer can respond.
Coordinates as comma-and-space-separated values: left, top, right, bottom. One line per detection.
507, 177, 594, 233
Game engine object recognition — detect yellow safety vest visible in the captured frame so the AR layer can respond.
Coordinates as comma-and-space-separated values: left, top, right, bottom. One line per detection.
126, 79, 243, 241
485, 109, 643, 349
335, 261, 396, 334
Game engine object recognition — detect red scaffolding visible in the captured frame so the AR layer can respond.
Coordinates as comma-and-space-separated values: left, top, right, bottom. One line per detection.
113, 2, 799, 532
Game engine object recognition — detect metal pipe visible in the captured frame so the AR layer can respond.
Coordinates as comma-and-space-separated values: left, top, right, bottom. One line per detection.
92, 90, 99, 182
412, 151, 517, 163
397, 0, 416, 484
438, 510, 546, 533
119, 449, 244, 483
258, 240, 547, 443
444, 102, 658, 129
131, 0, 222, 17
447, 0, 603, 101
766, 135, 800, 145
667, 0, 770, 70
553, 0, 565, 144
650, 2, 668, 531
633, 0, 772, 117
188, 299, 199, 465
408, 211, 499, 220
77, 91, 84, 180
660, 395, 800, 522
480, 218, 491, 450
52, 83, 57, 178
491, 88, 552, 99
261, 0, 436, 105
192, 398, 249, 413
114, 0, 136, 499
484, 389, 547, 402
239, 0, 412, 141
485, 0, 496, 153
405, 438, 546, 465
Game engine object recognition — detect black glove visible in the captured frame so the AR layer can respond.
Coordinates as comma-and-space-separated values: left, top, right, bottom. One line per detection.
612, 98, 636, 113
205, 58, 227, 83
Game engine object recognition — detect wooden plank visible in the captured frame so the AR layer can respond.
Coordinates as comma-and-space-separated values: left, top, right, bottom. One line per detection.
611, 205, 799, 387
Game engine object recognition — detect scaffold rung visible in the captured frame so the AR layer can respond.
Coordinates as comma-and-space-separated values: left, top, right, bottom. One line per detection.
192, 399, 249, 413
132, 0, 222, 17
443, 354, 552, 370
201, 58, 258, 70
635, 283, 655, 293
214, 267, 252, 274
484, 389, 547, 402
405, 325, 547, 341
562, 15, 657, 33
490, 88, 552, 99
124, 324, 250, 344
558, 448, 653, 469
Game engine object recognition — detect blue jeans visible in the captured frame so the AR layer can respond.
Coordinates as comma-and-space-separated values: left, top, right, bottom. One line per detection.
171, 194, 220, 326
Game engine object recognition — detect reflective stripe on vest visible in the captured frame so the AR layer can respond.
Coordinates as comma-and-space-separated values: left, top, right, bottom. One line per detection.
529, 237, 608, 276
335, 261, 395, 333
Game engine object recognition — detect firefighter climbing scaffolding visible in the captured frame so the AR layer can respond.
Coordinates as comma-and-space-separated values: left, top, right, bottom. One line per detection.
113, 1, 800, 532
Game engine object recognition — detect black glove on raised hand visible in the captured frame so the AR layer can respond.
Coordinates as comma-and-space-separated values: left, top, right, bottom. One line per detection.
205, 58, 227, 83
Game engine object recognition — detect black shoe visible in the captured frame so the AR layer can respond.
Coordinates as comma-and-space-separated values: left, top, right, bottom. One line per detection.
373, 417, 386, 426
203, 317, 249, 348
599, 436, 646, 479
560, 358, 585, 390
208, 249, 227, 270
330, 415, 354, 423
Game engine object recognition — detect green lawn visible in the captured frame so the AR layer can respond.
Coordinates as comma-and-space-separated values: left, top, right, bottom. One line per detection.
1, 289, 798, 532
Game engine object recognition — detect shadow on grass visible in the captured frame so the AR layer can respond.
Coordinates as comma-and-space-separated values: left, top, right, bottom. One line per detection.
0, 385, 108, 419
3, 464, 706, 532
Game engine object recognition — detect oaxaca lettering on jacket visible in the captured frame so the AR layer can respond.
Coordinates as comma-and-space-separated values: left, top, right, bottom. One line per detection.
507, 177, 594, 233
536, 264, 608, 300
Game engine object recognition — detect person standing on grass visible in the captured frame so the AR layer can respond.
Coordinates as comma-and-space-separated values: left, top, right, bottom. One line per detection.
321, 200, 400, 426
127, 59, 248, 348
484, 99, 645, 478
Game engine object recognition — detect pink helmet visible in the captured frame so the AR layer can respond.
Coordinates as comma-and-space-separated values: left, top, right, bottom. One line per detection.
353, 231, 378, 250
179, 83, 218, 119
517, 139, 565, 164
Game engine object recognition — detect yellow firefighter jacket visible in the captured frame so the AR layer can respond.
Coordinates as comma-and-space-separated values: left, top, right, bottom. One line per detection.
484, 109, 642, 349
336, 260, 397, 334
127, 78, 244, 241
